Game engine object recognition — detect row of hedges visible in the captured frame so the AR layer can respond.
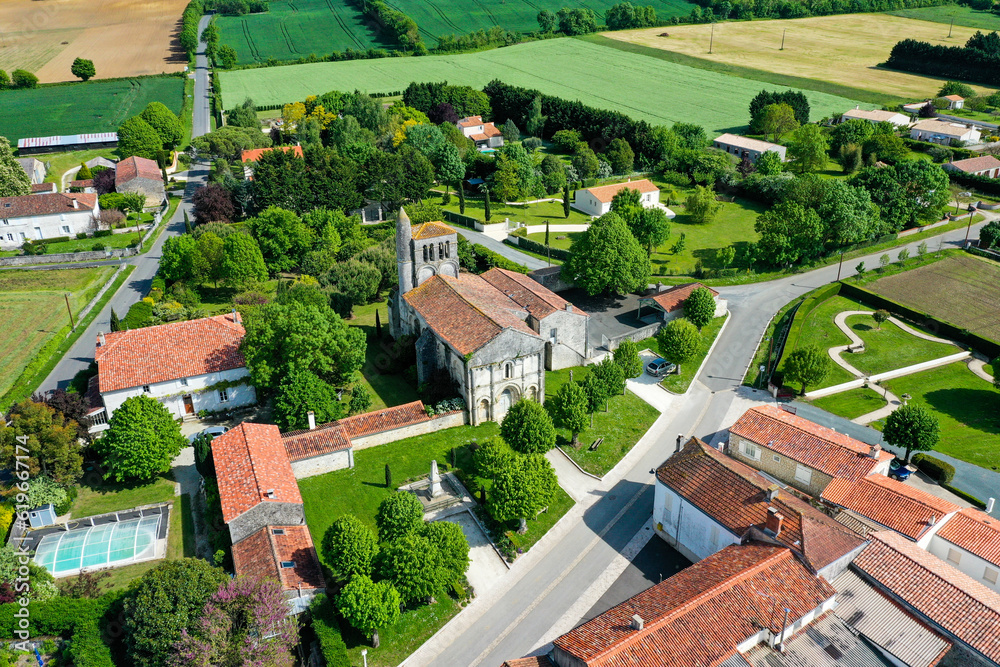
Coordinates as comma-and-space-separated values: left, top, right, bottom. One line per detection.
443, 210, 481, 228
781, 282, 842, 355
309, 595, 350, 667
948, 170, 1000, 198
886, 37, 1000, 87
347, 0, 422, 51
471, 243, 528, 273
912, 452, 956, 483
0, 596, 118, 666
838, 281, 1000, 359
902, 137, 975, 161
179, 0, 204, 60
510, 235, 571, 261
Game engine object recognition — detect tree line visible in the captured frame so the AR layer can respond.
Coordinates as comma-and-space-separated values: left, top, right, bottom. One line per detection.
886, 31, 1000, 86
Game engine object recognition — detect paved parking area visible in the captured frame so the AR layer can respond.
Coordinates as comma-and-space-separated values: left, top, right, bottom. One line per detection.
442, 510, 510, 597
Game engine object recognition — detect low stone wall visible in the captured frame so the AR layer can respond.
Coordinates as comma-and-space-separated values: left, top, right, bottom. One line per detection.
805, 351, 971, 398
352, 410, 468, 451
0, 249, 131, 266
291, 448, 354, 480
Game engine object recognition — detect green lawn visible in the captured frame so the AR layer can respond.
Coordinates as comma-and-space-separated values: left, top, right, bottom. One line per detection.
883, 362, 1000, 471
343, 597, 463, 667
888, 4, 1000, 31
651, 197, 764, 278
839, 314, 957, 376
785, 295, 864, 388
641, 315, 728, 393
449, 198, 593, 227
808, 387, 888, 421
71, 474, 176, 518
545, 366, 660, 477
348, 302, 422, 411
40, 148, 119, 185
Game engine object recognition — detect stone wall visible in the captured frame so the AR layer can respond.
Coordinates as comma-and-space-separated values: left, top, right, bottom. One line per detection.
351, 411, 467, 451
290, 448, 354, 480
727, 434, 835, 497
528, 266, 572, 293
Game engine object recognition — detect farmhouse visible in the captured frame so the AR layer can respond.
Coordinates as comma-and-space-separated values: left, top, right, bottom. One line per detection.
910, 119, 981, 145
943, 94, 965, 110
457, 116, 504, 151
945, 155, 1000, 179
389, 209, 589, 424
572, 179, 663, 217
17, 132, 118, 156
654, 438, 866, 577
213, 423, 326, 614
0, 193, 98, 249
712, 133, 786, 163
114, 156, 165, 208
241, 145, 305, 179
16, 157, 46, 184
726, 405, 893, 496
636, 282, 724, 324
839, 106, 910, 127
90, 312, 256, 429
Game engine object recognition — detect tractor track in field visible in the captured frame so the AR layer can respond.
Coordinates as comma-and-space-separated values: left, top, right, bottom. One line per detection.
241, 19, 263, 61
279, 19, 301, 54
326, 0, 368, 50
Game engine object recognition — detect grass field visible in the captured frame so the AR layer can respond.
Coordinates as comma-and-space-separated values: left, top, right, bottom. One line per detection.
809, 386, 887, 420
883, 362, 1000, 471
0, 77, 184, 144
219, 38, 871, 133
866, 254, 1000, 343
888, 4, 1000, 31
451, 198, 594, 227
0, 266, 114, 398
603, 14, 989, 100
839, 313, 957, 376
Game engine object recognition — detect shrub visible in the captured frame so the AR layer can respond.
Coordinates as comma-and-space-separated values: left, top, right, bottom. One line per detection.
911, 453, 955, 484
309, 595, 350, 667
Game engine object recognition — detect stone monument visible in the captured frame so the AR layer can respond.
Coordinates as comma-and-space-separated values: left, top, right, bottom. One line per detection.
429, 460, 442, 498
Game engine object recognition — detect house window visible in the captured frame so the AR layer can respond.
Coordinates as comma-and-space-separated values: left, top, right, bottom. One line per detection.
740, 441, 760, 461
219, 388, 229, 402
422, 245, 428, 262
272, 528, 285, 535
142, 385, 150, 393
550, 328, 558, 344
180, 378, 188, 386
985, 567, 998, 585
5, 234, 11, 241
504, 363, 513, 379
772, 454, 781, 463
947, 549, 962, 566
280, 561, 295, 569
61, 226, 70, 235
19, 233, 25, 240
794, 464, 812, 486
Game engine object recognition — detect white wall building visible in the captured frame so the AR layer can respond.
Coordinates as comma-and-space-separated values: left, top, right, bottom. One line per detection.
0, 193, 98, 249
712, 133, 787, 163
839, 107, 911, 127
573, 179, 662, 218
457, 116, 504, 150
910, 120, 981, 145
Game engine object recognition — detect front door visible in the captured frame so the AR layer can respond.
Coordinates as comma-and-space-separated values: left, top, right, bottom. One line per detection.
183, 395, 194, 415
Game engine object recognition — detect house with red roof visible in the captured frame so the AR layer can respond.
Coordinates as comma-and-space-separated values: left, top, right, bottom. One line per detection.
389, 209, 589, 424
90, 312, 256, 429
240, 145, 305, 179
637, 281, 725, 324
457, 116, 504, 151
928, 507, 1000, 595
727, 405, 893, 496
0, 192, 99, 249
572, 178, 664, 217
945, 155, 1000, 179
655, 438, 866, 578
115, 156, 165, 208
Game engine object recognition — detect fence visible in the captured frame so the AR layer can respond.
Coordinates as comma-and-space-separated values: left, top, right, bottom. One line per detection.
602, 321, 662, 351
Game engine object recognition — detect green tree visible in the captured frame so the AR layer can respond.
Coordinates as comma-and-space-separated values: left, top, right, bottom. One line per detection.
473, 436, 516, 479
755, 150, 785, 176
118, 115, 164, 160
196, 232, 225, 285
322, 515, 379, 581
0, 136, 31, 197
77, 162, 94, 180
484, 187, 492, 222
782, 346, 830, 395
420, 521, 470, 581
0, 545, 56, 601
501, 119, 521, 142
220, 233, 268, 289
0, 70, 9, 89
225, 98, 258, 128
656, 318, 701, 372
592, 356, 625, 410
872, 309, 889, 329
978, 220, 1000, 249
122, 559, 228, 667
563, 212, 650, 295
537, 8, 556, 31
492, 154, 523, 203
548, 380, 588, 446
0, 400, 82, 485
938, 81, 976, 98
349, 384, 373, 415
376, 492, 424, 543
110, 307, 122, 332
337, 576, 401, 648
217, 45, 238, 69
862, 133, 907, 164
248, 206, 313, 273
489, 454, 557, 533
70, 57, 96, 81
563, 183, 571, 218
500, 398, 556, 454
11, 69, 38, 88
572, 146, 600, 180
754, 200, 825, 266
582, 372, 609, 421
684, 185, 722, 224
613, 189, 670, 256
613, 339, 643, 379
683, 287, 716, 330
760, 103, 799, 143
883, 403, 940, 464
273, 369, 344, 430
323, 258, 382, 307
160, 234, 206, 283
375, 533, 443, 605
831, 119, 874, 155
95, 395, 185, 482
525, 95, 546, 137
787, 124, 829, 173
837, 143, 863, 174
716, 245, 736, 268
605, 137, 635, 174
992, 357, 1000, 392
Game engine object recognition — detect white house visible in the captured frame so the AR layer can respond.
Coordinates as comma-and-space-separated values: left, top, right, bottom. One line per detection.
0, 193, 99, 249
902, 100, 931, 114
16, 157, 46, 184
712, 133, 786, 163
839, 106, 910, 127
457, 116, 504, 151
927, 507, 1000, 595
943, 94, 965, 110
910, 119, 981, 145
945, 155, 1000, 179
572, 179, 662, 217
90, 312, 256, 431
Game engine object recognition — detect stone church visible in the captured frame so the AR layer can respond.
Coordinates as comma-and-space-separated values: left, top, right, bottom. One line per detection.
389, 208, 590, 425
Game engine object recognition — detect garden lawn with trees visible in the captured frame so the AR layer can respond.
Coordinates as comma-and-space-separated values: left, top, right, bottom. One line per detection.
807, 386, 888, 420
642, 314, 728, 393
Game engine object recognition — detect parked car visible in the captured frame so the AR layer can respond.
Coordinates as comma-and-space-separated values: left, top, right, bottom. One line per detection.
889, 458, 913, 481
645, 357, 676, 377
188, 425, 228, 443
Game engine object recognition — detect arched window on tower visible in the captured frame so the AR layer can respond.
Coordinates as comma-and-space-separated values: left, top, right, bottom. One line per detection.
422, 245, 428, 262
504, 362, 513, 379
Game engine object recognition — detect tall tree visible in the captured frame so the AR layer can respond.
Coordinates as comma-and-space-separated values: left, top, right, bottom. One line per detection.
525, 95, 546, 137
110, 307, 122, 332
375, 492, 424, 543
604, 137, 635, 174
613, 339, 643, 379
420, 521, 470, 581
220, 233, 268, 289
683, 287, 716, 330
273, 369, 344, 430
247, 206, 313, 273
0, 400, 83, 485
0, 136, 31, 197
563, 212, 650, 295
760, 103, 799, 143
499, 398, 556, 454
140, 102, 183, 149
94, 395, 185, 482
71, 57, 96, 81
118, 116, 164, 160
782, 346, 831, 395
548, 380, 588, 446
472, 436, 516, 479
884, 404, 940, 464
374, 533, 443, 605
684, 186, 721, 224
787, 124, 829, 173
656, 318, 701, 372
321, 515, 379, 581
336, 576, 401, 649
489, 454, 558, 533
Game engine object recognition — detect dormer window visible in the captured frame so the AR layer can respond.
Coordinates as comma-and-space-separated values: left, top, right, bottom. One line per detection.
280, 561, 295, 568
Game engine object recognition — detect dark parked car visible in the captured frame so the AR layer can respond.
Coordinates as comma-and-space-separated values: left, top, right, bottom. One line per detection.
645, 357, 676, 377
889, 458, 913, 481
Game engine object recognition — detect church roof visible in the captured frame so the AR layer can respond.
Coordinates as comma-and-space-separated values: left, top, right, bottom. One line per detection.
403, 273, 541, 355
412, 221, 455, 240
481, 268, 586, 319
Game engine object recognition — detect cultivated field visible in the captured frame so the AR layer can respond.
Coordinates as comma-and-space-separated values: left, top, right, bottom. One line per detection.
0, 0, 189, 83
867, 254, 1000, 342
0, 267, 114, 398
0, 77, 184, 143
888, 4, 1000, 31
220, 38, 871, 132
603, 14, 988, 100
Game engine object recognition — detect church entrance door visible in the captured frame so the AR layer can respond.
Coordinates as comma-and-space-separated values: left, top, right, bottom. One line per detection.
497, 388, 515, 421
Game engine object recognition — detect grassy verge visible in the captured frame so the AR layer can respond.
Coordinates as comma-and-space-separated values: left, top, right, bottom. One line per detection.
839, 314, 956, 376
640, 315, 727, 393
180, 76, 196, 150
0, 265, 134, 410
71, 474, 176, 517
743, 292, 807, 387
808, 387, 888, 421
546, 366, 660, 477
137, 195, 183, 253
883, 362, 1000, 471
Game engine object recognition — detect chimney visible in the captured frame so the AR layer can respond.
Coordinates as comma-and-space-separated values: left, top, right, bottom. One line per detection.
71, 197, 79, 209
765, 507, 784, 536
869, 443, 881, 458
630, 614, 644, 631
231, 308, 239, 324
766, 485, 780, 502
307, 411, 316, 430
565, 303, 573, 313
265, 489, 275, 499
929, 515, 936, 526
988, 498, 996, 514
97, 331, 105, 347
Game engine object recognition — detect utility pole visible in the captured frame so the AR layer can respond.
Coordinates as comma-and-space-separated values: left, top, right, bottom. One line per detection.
965, 208, 977, 247
948, 15, 954, 38
65, 293, 76, 331
709, 23, 715, 54
780, 28, 786, 50
836, 250, 845, 280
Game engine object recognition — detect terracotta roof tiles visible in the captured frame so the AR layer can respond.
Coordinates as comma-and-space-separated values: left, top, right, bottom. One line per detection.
500, 658, 554, 667
115, 156, 161, 185
30, 183, 57, 193
231, 524, 325, 592
481, 268, 586, 319
282, 401, 430, 461
457, 116, 484, 127
822, 475, 959, 541
411, 221, 455, 240
936, 508, 1000, 567
240, 145, 304, 163
0, 192, 97, 219
582, 179, 659, 204
646, 282, 718, 314
947, 155, 1000, 174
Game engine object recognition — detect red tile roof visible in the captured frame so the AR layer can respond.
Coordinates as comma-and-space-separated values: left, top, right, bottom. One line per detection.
240, 145, 304, 163
582, 179, 659, 204
115, 156, 161, 185
411, 221, 455, 240
30, 183, 57, 193
553, 543, 836, 667
822, 475, 959, 541
500, 658, 554, 667
68, 179, 94, 189
853, 530, 1000, 662
231, 524, 325, 592
212, 422, 303, 524
404, 273, 541, 356
646, 282, 718, 314
457, 116, 484, 128
947, 155, 1000, 174
943, 95, 964, 101
482, 122, 502, 138
657, 439, 865, 571
95, 313, 246, 393
481, 268, 586, 320
936, 508, 1000, 567
0, 192, 97, 219
729, 405, 893, 481
282, 401, 430, 461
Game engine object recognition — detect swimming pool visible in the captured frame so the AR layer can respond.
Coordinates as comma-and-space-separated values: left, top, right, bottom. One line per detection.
33, 514, 162, 577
